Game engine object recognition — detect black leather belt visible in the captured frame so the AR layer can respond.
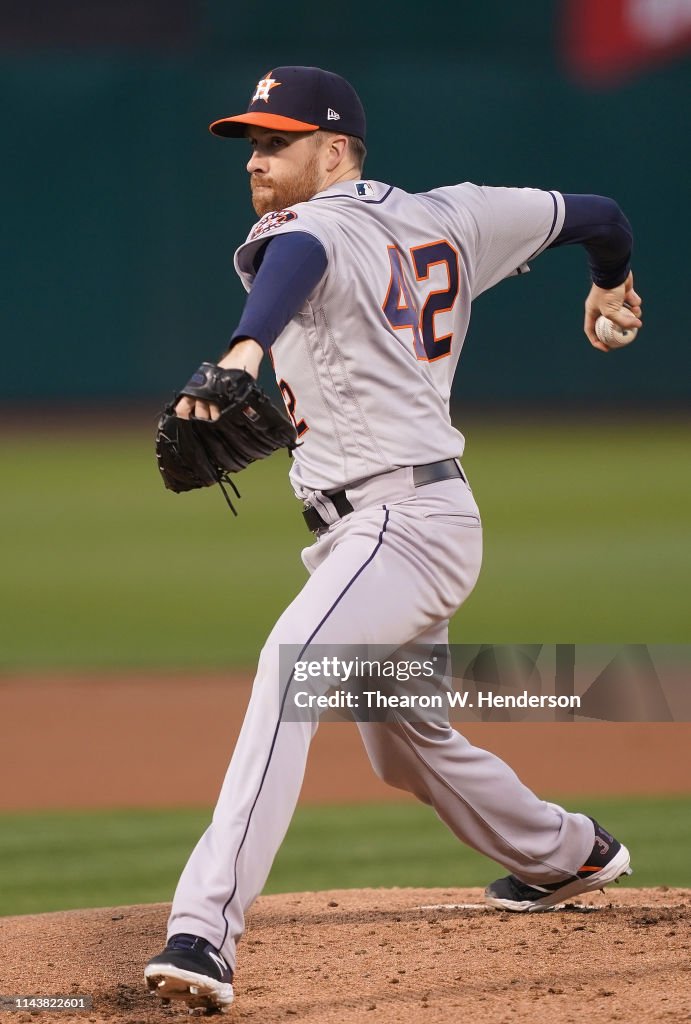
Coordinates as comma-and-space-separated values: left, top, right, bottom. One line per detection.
302, 459, 465, 534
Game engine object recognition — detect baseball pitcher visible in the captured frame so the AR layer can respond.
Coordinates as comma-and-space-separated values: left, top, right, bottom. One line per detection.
146, 66, 642, 1013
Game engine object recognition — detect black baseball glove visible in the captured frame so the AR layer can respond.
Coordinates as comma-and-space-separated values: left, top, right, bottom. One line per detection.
155, 363, 297, 512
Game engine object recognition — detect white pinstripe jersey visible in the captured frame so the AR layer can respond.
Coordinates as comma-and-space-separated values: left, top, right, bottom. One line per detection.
234, 180, 564, 499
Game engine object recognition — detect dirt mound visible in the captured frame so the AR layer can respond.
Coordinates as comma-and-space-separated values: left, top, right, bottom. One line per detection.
0, 888, 689, 1023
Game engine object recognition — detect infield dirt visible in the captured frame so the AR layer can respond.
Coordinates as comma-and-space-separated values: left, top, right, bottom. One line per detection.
2, 675, 689, 1021
1, 887, 689, 1023
2, 674, 691, 809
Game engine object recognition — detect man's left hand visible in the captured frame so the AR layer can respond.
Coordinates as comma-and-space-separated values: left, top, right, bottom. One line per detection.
175, 338, 264, 419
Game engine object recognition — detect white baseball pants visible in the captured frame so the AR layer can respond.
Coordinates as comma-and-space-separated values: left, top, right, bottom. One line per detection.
168, 468, 594, 971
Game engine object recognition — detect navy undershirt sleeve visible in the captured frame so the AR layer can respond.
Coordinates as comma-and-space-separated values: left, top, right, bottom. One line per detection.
549, 194, 633, 289
230, 232, 328, 352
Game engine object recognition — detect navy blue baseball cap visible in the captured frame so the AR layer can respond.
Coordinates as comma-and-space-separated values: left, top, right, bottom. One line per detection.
209, 66, 366, 141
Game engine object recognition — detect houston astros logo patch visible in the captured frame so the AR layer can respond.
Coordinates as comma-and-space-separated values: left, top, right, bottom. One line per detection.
253, 72, 281, 103
249, 209, 298, 241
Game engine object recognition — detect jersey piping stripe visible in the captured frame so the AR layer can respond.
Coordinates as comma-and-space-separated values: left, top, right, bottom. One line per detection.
309, 185, 395, 205
218, 506, 391, 951
525, 190, 560, 263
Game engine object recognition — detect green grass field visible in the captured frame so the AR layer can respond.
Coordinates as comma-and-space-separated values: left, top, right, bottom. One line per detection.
1, 414, 689, 669
0, 797, 688, 917
1, 416, 687, 921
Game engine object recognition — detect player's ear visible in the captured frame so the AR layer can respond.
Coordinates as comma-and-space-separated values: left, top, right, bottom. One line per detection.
323, 133, 348, 171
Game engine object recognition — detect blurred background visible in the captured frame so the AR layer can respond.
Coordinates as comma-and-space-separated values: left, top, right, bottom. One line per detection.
1, 0, 689, 915
3, 0, 690, 402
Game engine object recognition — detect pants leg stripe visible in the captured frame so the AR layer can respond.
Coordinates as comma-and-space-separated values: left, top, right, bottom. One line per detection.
218, 506, 391, 948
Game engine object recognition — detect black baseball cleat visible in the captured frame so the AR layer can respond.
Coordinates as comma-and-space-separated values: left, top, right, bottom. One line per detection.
144, 933, 234, 1013
485, 818, 632, 912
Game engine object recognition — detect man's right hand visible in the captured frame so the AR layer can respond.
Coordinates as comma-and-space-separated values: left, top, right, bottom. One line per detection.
584, 271, 643, 352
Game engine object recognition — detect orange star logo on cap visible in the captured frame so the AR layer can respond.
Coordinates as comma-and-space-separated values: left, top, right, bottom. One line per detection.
252, 72, 282, 104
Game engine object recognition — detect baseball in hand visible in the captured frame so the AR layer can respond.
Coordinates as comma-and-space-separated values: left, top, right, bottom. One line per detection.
595, 314, 639, 349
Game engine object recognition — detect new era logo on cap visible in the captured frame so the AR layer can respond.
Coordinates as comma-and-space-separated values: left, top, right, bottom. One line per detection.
209, 66, 366, 141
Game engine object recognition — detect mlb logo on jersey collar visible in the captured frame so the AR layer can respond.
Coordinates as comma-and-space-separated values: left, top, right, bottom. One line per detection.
355, 181, 375, 198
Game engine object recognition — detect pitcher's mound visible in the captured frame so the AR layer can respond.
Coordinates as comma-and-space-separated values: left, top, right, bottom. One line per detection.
0, 887, 688, 1023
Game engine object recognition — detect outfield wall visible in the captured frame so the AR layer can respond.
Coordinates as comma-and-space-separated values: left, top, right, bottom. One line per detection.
3, 0, 690, 404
